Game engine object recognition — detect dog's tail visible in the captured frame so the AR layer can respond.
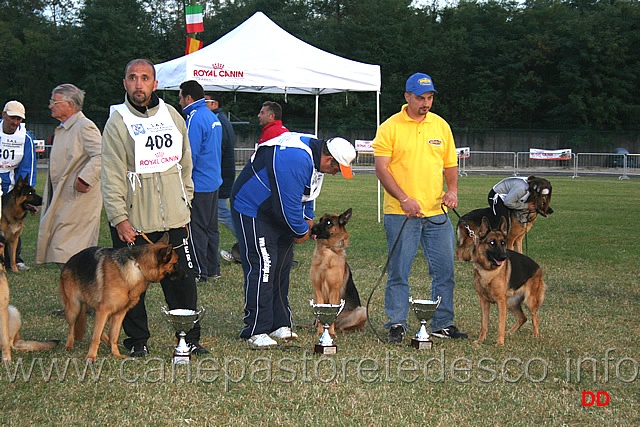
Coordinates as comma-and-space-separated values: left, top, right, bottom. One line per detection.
13, 339, 59, 352
8, 306, 60, 352
74, 306, 87, 341
336, 306, 367, 332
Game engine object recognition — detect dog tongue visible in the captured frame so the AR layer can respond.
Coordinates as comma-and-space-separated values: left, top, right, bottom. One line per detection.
494, 259, 504, 266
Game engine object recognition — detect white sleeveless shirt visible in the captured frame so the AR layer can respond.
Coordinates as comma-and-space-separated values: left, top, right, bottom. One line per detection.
0, 123, 27, 173
110, 99, 183, 174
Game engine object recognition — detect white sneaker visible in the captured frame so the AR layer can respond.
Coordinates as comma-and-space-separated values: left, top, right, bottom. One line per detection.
269, 326, 298, 340
247, 333, 277, 348
220, 250, 235, 263
16, 262, 30, 271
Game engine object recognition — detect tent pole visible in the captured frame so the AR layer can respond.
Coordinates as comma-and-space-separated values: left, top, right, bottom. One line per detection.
377, 90, 381, 223
315, 94, 319, 137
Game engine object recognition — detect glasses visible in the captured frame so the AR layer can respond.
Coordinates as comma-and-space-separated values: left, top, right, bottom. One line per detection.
49, 99, 68, 106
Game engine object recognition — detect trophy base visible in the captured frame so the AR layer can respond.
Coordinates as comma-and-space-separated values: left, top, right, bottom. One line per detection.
173, 353, 191, 365
314, 344, 337, 355
411, 338, 433, 350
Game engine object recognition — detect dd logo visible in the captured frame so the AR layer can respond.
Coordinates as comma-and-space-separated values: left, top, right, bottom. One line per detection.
582, 391, 610, 407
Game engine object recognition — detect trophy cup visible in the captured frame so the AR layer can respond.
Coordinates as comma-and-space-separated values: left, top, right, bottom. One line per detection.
409, 296, 441, 350
161, 306, 205, 364
310, 299, 345, 355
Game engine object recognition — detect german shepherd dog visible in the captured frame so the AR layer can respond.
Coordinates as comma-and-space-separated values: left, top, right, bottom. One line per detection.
0, 235, 57, 363
456, 177, 553, 261
310, 208, 367, 337
1, 175, 43, 272
471, 216, 545, 345
59, 233, 181, 361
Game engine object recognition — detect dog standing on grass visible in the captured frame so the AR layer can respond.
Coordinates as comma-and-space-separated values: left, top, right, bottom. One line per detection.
1, 175, 43, 272
310, 208, 367, 337
59, 233, 182, 361
471, 216, 546, 345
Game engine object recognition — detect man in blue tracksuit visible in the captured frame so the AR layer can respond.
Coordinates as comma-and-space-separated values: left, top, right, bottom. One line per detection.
231, 132, 356, 347
179, 80, 223, 282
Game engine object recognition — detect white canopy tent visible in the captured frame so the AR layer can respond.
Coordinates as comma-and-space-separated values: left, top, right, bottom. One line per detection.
155, 11, 381, 136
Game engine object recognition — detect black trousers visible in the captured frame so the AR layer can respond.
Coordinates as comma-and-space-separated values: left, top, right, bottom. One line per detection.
233, 212, 295, 339
487, 189, 512, 230
109, 225, 200, 349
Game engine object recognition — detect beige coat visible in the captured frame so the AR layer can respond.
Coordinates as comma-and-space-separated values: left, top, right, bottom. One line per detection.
36, 111, 102, 265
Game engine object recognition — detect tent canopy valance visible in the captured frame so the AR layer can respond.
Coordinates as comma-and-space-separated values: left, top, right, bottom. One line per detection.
155, 11, 381, 134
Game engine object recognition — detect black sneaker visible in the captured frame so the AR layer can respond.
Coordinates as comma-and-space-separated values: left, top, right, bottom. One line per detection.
188, 342, 210, 355
431, 325, 468, 339
129, 343, 149, 357
387, 324, 405, 344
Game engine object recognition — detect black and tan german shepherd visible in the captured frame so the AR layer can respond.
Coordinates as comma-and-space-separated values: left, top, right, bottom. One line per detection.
59, 233, 182, 361
456, 178, 553, 261
1, 175, 43, 272
471, 216, 546, 345
310, 208, 366, 336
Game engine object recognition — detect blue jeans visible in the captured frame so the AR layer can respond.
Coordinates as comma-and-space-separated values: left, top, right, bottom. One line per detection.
218, 198, 236, 238
383, 213, 456, 332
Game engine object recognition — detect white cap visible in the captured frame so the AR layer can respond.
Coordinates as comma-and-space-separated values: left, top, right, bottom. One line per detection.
3, 100, 25, 119
326, 137, 356, 179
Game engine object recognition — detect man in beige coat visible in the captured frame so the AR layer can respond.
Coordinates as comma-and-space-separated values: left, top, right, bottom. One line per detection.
36, 84, 102, 267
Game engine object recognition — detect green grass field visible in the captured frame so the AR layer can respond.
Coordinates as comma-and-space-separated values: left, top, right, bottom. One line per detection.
2, 173, 639, 426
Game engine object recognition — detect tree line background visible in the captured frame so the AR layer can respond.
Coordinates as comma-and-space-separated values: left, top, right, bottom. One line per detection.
1, 0, 639, 150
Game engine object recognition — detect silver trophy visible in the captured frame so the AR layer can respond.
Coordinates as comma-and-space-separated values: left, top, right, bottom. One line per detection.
161, 306, 205, 364
310, 299, 345, 355
409, 296, 441, 350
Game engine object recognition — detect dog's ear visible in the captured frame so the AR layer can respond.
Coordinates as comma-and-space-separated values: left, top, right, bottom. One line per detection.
340, 208, 352, 225
479, 216, 491, 236
157, 232, 170, 245
499, 216, 508, 235
158, 245, 174, 264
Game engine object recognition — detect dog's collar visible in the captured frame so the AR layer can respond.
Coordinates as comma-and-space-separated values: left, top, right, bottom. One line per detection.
318, 239, 348, 250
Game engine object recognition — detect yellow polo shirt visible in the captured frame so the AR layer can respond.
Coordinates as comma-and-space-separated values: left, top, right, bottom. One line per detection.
372, 105, 457, 217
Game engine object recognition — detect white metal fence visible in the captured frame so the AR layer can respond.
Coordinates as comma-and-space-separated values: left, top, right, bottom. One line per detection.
458, 151, 638, 179
236, 148, 638, 179
40, 147, 637, 180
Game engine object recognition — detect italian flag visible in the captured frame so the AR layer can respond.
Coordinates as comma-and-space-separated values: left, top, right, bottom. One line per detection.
185, 37, 203, 55
185, 4, 204, 34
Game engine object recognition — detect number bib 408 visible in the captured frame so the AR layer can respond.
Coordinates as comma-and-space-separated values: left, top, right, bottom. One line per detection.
111, 100, 183, 174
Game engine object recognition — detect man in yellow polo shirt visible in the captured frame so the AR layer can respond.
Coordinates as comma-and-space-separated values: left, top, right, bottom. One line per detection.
372, 72, 467, 344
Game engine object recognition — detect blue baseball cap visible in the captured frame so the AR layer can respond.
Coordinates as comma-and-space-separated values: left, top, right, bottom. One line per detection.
405, 73, 438, 95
